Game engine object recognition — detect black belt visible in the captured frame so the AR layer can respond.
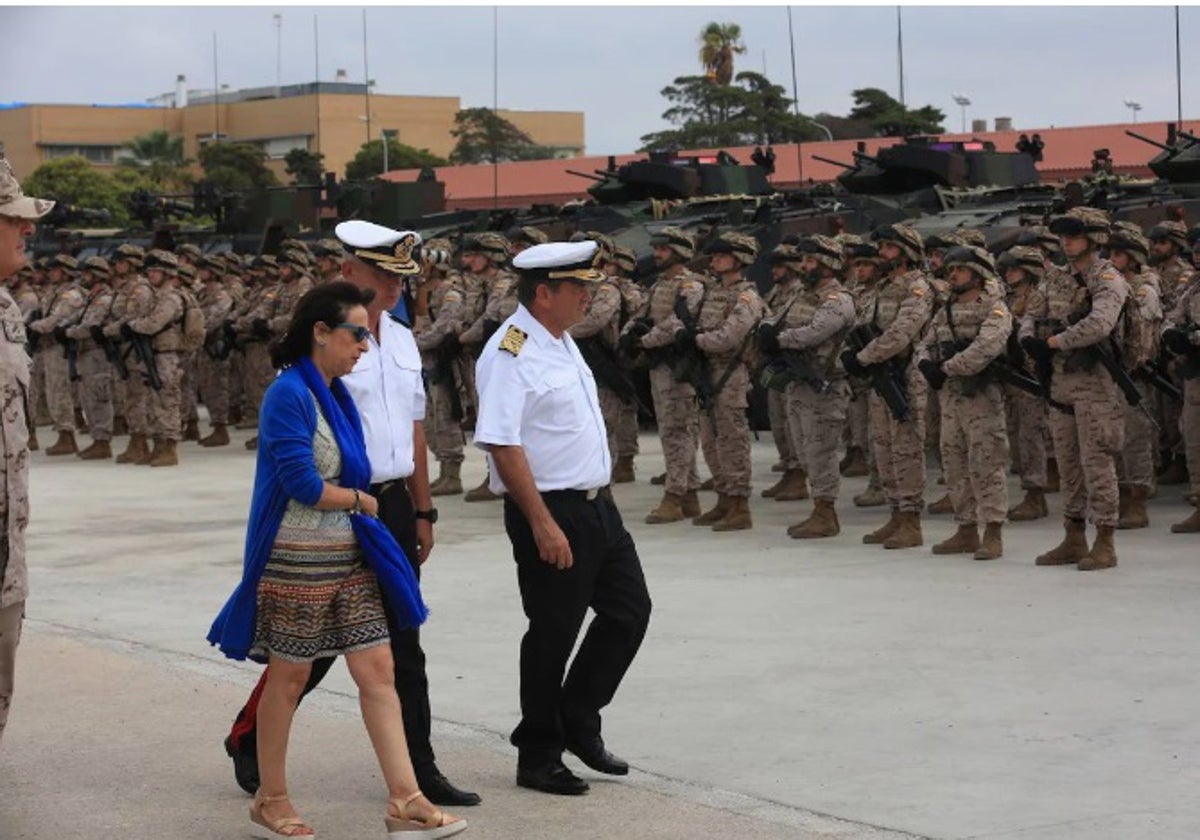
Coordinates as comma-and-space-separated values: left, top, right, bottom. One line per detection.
370, 479, 409, 496
539, 486, 610, 502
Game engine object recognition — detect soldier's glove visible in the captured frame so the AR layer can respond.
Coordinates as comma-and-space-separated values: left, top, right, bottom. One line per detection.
252, 318, 271, 340
1163, 326, 1196, 355
918, 359, 947, 390
756, 324, 782, 356
53, 325, 69, 344
840, 349, 868, 378
89, 325, 106, 344
1019, 335, 1051, 362
626, 318, 652, 339
617, 330, 641, 354
441, 333, 461, 354
1006, 332, 1026, 367
673, 329, 695, 352
120, 323, 136, 341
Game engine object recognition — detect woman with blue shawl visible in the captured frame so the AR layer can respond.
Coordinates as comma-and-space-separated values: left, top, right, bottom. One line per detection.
207, 282, 466, 838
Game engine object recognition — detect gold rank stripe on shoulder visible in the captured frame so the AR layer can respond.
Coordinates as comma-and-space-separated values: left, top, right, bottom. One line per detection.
993, 308, 1006, 316
737, 291, 756, 305
911, 286, 926, 297
499, 324, 528, 356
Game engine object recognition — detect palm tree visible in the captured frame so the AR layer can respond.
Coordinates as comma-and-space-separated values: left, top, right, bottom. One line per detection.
118, 130, 192, 191
698, 22, 746, 86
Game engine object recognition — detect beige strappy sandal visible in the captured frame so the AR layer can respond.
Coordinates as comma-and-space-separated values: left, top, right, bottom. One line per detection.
385, 791, 467, 839
249, 792, 316, 838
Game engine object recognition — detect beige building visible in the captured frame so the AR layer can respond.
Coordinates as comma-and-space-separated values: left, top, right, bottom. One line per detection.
0, 80, 585, 182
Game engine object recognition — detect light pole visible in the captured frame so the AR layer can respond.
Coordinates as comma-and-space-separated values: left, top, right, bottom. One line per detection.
1123, 99, 1142, 123
273, 13, 282, 97
952, 94, 971, 133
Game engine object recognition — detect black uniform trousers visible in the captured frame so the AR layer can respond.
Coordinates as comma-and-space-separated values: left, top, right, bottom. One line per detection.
503, 489, 652, 765
230, 479, 436, 774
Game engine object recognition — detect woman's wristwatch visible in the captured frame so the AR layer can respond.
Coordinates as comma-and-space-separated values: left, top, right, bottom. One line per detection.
350, 489, 362, 515
414, 508, 438, 523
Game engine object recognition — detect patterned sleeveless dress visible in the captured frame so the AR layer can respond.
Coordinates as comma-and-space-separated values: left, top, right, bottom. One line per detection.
250, 397, 389, 662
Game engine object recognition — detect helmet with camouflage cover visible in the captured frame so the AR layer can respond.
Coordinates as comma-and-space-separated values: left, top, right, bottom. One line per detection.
177, 262, 198, 282
570, 230, 616, 264
113, 243, 145, 265
955, 229, 986, 248
768, 243, 803, 268
1001, 245, 1044, 280
1108, 226, 1150, 267
506, 226, 550, 248
1147, 219, 1188, 251
942, 245, 998, 284
314, 238, 342, 258
1048, 207, 1110, 246
871, 222, 924, 264
144, 249, 179, 273
613, 246, 637, 275
648, 225, 696, 261
845, 239, 881, 264
706, 230, 759, 266
175, 242, 203, 262
796, 234, 844, 273
460, 231, 510, 265
1016, 224, 1060, 254
49, 253, 78, 272
82, 255, 111, 277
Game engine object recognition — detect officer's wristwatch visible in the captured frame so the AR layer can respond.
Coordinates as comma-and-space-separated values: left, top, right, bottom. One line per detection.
414, 508, 439, 523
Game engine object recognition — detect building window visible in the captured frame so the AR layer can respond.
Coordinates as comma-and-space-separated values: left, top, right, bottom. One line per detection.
260, 135, 310, 160
42, 144, 124, 164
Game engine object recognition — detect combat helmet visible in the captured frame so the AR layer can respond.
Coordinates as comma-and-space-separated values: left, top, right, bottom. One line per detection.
871, 222, 924, 264
144, 249, 179, 273
461, 232, 510, 265
570, 230, 616, 264
613, 246, 637, 275
507, 226, 550, 248
1048, 207, 1110, 247
768, 243, 803, 268
1108, 226, 1151, 268
1001, 245, 1045, 280
175, 243, 203, 262
81, 255, 111, 277
706, 230, 759, 266
648, 225, 696, 261
1147, 220, 1189, 252
796, 234, 844, 273
941, 245, 998, 284
1016, 225, 1060, 254
112, 243, 146, 266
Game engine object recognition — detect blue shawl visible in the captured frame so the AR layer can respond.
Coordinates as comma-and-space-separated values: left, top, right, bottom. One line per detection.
207, 357, 428, 662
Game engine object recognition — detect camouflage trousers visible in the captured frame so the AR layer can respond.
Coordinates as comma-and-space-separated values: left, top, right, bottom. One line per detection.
786, 379, 850, 501
197, 354, 232, 426
868, 365, 928, 513
180, 352, 199, 427
698, 364, 752, 498
149, 351, 184, 441
1159, 381, 1184, 456
39, 346, 75, 432
112, 371, 127, 424
241, 342, 274, 423
76, 347, 114, 441
1118, 380, 1157, 491
425, 378, 465, 466
1004, 384, 1049, 491
1183, 379, 1200, 498
649, 364, 700, 496
767, 388, 801, 470
124, 350, 154, 437
847, 384, 871, 452
599, 386, 639, 463
940, 384, 1009, 525
229, 348, 246, 419
29, 349, 49, 426
0, 599, 22, 744
1048, 381, 1124, 527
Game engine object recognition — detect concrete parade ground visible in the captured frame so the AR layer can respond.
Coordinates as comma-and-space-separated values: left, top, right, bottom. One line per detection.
3, 424, 1200, 840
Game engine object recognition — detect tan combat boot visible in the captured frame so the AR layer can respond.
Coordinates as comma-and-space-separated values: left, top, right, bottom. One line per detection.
788, 498, 840, 539
926, 493, 954, 515
712, 496, 752, 531
149, 438, 179, 467
1035, 517, 1089, 566
116, 433, 147, 464
931, 523, 979, 555
1116, 485, 1149, 530
199, 424, 231, 448
429, 461, 463, 496
863, 509, 901, 544
650, 472, 666, 486
883, 512, 923, 549
762, 470, 791, 498
1078, 524, 1117, 571
611, 456, 635, 484
1045, 457, 1061, 493
234, 415, 259, 431
693, 493, 732, 526
464, 475, 501, 502
182, 418, 201, 441
645, 493, 686, 524
680, 490, 701, 518
839, 447, 869, 478
45, 430, 78, 456
1008, 489, 1048, 522
773, 469, 810, 502
974, 522, 1004, 561
1171, 508, 1200, 533
77, 439, 113, 461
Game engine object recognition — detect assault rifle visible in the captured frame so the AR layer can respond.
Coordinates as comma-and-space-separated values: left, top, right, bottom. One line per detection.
842, 324, 910, 422
124, 329, 162, 391
24, 309, 41, 357
576, 336, 651, 417
53, 326, 80, 383
1134, 357, 1181, 402
429, 335, 465, 423
90, 325, 129, 380
672, 296, 717, 433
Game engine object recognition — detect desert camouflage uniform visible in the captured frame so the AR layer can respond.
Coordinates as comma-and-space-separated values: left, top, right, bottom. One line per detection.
1005, 271, 1050, 495
568, 278, 626, 462
197, 279, 236, 427
28, 278, 84, 433
1117, 266, 1163, 495
1164, 277, 1200, 515
234, 276, 281, 427
1157, 255, 1196, 464
64, 279, 116, 442
128, 281, 186, 442
415, 274, 468, 468
763, 279, 803, 472
609, 275, 645, 462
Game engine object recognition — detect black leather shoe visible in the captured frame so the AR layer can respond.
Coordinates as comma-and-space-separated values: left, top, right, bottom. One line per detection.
224, 734, 260, 795
566, 735, 629, 776
516, 759, 590, 795
417, 767, 482, 807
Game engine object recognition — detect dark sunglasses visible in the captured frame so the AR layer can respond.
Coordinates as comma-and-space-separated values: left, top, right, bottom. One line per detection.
333, 322, 371, 342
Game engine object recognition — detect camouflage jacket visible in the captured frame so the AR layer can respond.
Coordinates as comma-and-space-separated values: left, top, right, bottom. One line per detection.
856, 268, 933, 368
919, 286, 1013, 393
414, 276, 467, 354
128, 282, 186, 352
0, 288, 30, 608
568, 280, 622, 347
636, 265, 707, 350
1120, 267, 1164, 370
776, 279, 856, 372
65, 283, 116, 353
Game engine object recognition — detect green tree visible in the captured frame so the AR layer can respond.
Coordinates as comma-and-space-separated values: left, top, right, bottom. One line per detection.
344, 140, 448, 181
22, 156, 134, 225
197, 142, 278, 192
284, 148, 326, 185
448, 108, 558, 165
116, 130, 192, 192
698, 22, 746, 86
849, 88, 946, 137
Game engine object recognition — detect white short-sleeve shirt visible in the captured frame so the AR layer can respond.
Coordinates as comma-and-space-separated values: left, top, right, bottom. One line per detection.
474, 304, 611, 494
341, 312, 427, 484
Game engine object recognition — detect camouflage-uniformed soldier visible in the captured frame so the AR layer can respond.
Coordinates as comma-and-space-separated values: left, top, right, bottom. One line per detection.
312, 239, 345, 285
28, 254, 84, 455
758, 235, 856, 538
107, 246, 156, 463
620, 226, 706, 523
106, 245, 145, 438
196, 255, 236, 447
685, 231, 765, 531
758, 244, 808, 500
1107, 228, 1163, 529
63, 257, 116, 459
844, 223, 933, 549
413, 239, 468, 496
506, 225, 549, 258
842, 240, 886, 506
125, 250, 187, 467
917, 246, 1012, 560
1020, 208, 1130, 570
233, 255, 281, 441
175, 262, 203, 441
1161, 267, 1200, 533
999, 246, 1052, 521
1148, 221, 1196, 486
9, 267, 40, 449
0, 162, 51, 743
608, 246, 645, 482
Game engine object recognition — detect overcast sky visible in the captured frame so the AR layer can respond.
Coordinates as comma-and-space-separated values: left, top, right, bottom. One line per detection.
0, 5, 1193, 156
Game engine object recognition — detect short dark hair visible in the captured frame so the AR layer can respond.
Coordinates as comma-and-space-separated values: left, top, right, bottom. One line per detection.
517, 275, 561, 306
269, 281, 375, 369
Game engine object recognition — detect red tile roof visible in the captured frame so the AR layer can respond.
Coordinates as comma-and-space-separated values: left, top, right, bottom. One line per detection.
381, 120, 1194, 210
